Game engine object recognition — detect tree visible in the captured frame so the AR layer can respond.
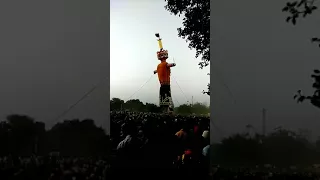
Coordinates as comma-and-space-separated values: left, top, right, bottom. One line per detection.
282, 1, 320, 107
47, 119, 110, 156
124, 99, 145, 112
283, 1, 318, 23
192, 102, 210, 114
110, 97, 125, 111
174, 102, 209, 115
203, 74, 210, 95
282, 0, 319, 47
110, 97, 209, 115
145, 103, 161, 113
5, 114, 45, 156
0, 114, 112, 157
0, 121, 11, 155
218, 134, 262, 165
175, 104, 192, 115
164, 0, 210, 95
294, 69, 320, 108
212, 127, 317, 166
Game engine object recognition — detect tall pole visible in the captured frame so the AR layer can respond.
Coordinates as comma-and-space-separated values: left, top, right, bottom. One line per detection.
262, 108, 266, 136
192, 96, 193, 106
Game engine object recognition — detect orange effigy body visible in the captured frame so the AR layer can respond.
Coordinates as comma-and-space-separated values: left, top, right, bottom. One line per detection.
157, 60, 170, 85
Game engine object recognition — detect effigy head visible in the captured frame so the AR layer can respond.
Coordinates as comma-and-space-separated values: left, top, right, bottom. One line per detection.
157, 49, 168, 61
155, 33, 168, 61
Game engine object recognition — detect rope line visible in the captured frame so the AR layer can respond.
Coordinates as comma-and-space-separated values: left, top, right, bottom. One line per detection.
172, 75, 189, 103
212, 67, 236, 104
125, 74, 154, 101
53, 77, 108, 123
171, 94, 181, 107
54, 74, 154, 124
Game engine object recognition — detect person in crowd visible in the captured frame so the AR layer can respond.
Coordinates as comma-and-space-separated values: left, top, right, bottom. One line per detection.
111, 111, 210, 179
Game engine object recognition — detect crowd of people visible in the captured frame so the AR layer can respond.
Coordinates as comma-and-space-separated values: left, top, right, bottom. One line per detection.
110, 111, 211, 179
0, 155, 110, 180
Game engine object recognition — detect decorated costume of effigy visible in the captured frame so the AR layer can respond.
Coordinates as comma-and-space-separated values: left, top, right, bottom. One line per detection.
153, 33, 176, 112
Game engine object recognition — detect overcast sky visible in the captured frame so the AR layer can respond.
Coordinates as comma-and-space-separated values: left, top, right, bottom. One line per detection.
0, 0, 110, 131
211, 0, 320, 141
110, 0, 210, 106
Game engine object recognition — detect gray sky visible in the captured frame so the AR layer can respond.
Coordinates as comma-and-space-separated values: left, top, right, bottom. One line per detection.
211, 0, 320, 141
0, 0, 110, 130
110, 0, 210, 106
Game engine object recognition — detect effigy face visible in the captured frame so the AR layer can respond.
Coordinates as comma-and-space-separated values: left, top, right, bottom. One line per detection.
157, 50, 168, 60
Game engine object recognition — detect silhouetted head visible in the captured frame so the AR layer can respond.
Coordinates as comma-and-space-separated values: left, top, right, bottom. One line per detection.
121, 122, 136, 136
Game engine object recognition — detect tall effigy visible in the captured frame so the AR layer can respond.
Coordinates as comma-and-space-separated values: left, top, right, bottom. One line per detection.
153, 33, 176, 112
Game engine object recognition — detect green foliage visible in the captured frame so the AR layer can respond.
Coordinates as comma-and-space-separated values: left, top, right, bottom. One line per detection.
145, 103, 160, 113
294, 69, 320, 108
124, 99, 145, 112
203, 78, 210, 96
282, 0, 320, 47
110, 97, 124, 111
110, 97, 210, 115
212, 128, 319, 166
175, 102, 210, 115
164, 0, 210, 95
175, 104, 192, 114
110, 98, 161, 113
282, 1, 320, 108
47, 119, 110, 156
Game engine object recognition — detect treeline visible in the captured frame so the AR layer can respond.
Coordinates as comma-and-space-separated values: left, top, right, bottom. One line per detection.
0, 114, 110, 157
110, 97, 210, 115
212, 128, 320, 167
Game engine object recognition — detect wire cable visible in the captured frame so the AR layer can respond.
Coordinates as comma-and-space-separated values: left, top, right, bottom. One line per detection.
172, 75, 189, 103
125, 74, 154, 101
52, 77, 108, 123
212, 67, 236, 104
